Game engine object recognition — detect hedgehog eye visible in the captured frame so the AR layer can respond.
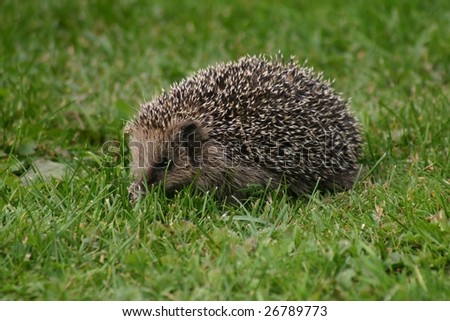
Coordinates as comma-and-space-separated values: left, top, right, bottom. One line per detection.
154, 158, 171, 169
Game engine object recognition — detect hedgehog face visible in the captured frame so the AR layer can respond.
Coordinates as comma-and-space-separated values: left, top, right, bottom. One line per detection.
128, 120, 213, 201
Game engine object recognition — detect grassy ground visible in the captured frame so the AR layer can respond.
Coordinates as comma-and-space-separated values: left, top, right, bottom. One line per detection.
1, 0, 449, 300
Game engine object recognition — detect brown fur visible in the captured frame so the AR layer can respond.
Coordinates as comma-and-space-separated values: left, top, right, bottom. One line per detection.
127, 119, 279, 201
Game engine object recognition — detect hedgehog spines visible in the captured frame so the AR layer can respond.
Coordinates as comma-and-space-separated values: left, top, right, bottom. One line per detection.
127, 55, 362, 201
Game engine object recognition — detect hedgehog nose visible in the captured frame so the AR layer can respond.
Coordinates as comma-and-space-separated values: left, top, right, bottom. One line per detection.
128, 181, 144, 203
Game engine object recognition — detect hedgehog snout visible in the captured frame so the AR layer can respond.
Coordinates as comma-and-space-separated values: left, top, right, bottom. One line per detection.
128, 168, 165, 202
129, 163, 186, 202
128, 180, 144, 203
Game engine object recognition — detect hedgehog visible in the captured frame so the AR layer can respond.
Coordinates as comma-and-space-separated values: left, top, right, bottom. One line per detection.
125, 55, 362, 202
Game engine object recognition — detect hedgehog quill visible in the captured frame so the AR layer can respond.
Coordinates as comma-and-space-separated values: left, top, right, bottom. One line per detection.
125, 55, 362, 201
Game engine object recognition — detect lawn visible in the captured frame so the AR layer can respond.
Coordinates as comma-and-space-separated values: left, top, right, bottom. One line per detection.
0, 0, 449, 300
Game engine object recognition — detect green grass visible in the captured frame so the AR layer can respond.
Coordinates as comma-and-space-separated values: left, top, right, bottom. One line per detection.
1, 0, 449, 300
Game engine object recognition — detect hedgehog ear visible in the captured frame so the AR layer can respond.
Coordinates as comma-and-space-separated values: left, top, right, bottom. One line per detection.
179, 122, 199, 142
178, 121, 205, 165
179, 121, 206, 146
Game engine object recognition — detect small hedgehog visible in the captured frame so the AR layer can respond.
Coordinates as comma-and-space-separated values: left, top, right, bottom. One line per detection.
125, 55, 362, 201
